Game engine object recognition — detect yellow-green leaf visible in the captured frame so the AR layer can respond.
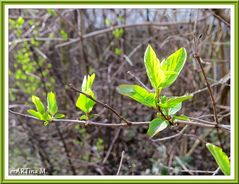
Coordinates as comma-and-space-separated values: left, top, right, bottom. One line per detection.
27, 109, 43, 120
206, 143, 230, 175
147, 118, 168, 138
76, 90, 96, 113
32, 95, 45, 114
160, 47, 187, 88
144, 45, 165, 89
116, 84, 155, 107
54, 113, 65, 119
76, 73, 96, 114
47, 92, 58, 115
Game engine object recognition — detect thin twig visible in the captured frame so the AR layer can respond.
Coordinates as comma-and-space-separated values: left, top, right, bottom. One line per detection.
153, 125, 188, 142
127, 71, 152, 92
193, 55, 219, 126
159, 163, 216, 174
116, 151, 125, 175
175, 156, 193, 175
213, 166, 221, 175
9, 109, 230, 131
55, 16, 210, 48
68, 84, 132, 125
103, 128, 121, 164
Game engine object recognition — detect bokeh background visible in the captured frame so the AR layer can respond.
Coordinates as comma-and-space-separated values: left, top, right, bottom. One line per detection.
9, 8, 230, 175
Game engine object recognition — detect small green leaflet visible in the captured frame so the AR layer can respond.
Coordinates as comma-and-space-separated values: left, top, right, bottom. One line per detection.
54, 113, 65, 119
116, 84, 155, 108
144, 45, 165, 89
159, 94, 193, 108
32, 96, 45, 114
173, 115, 190, 121
47, 92, 58, 115
168, 102, 182, 115
147, 118, 168, 138
206, 143, 230, 175
27, 109, 43, 120
76, 73, 96, 114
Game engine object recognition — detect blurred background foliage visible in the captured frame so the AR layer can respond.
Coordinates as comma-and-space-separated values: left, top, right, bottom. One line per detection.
9, 8, 230, 175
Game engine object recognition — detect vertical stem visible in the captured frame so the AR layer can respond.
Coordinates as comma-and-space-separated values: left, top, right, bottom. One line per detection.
55, 124, 77, 175
155, 88, 173, 126
194, 55, 219, 126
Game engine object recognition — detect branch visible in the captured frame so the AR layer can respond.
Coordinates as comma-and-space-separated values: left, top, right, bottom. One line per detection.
193, 54, 219, 126
9, 109, 230, 132
116, 150, 125, 175
68, 84, 132, 125
55, 16, 210, 48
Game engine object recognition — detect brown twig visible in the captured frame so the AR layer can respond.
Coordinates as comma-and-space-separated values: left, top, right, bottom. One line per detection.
9, 109, 230, 131
68, 84, 132, 125
102, 128, 121, 164
193, 54, 219, 127
153, 125, 188, 142
127, 71, 152, 92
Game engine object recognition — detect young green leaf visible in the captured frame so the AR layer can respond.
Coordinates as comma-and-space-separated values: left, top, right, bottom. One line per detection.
47, 92, 58, 115
116, 84, 155, 107
173, 115, 190, 121
76, 73, 96, 114
27, 109, 43, 120
42, 112, 51, 122
206, 143, 230, 175
54, 113, 65, 119
76, 90, 96, 114
144, 45, 165, 89
168, 102, 182, 115
32, 95, 45, 114
160, 94, 193, 108
80, 114, 89, 120
160, 47, 187, 88
147, 118, 168, 138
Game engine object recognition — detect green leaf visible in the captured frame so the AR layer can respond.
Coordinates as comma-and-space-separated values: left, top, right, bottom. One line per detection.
60, 29, 68, 40
47, 92, 58, 115
160, 47, 187, 88
147, 118, 168, 138
82, 73, 95, 92
42, 112, 51, 121
167, 94, 193, 107
27, 109, 42, 120
168, 102, 182, 115
173, 115, 190, 121
206, 143, 230, 175
80, 114, 88, 120
76, 90, 96, 113
76, 73, 96, 114
144, 45, 165, 89
116, 84, 155, 107
32, 95, 45, 114
17, 17, 25, 26
54, 113, 65, 119
160, 94, 193, 108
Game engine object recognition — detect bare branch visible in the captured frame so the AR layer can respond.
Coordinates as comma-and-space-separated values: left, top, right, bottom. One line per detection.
9, 109, 230, 132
